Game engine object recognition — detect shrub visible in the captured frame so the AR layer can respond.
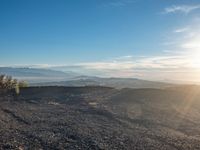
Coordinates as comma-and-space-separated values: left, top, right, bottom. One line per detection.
15, 84, 20, 95
18, 81, 28, 88
0, 75, 28, 94
0, 75, 5, 89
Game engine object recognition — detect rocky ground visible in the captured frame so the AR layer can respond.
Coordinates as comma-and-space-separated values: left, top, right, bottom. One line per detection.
0, 86, 200, 150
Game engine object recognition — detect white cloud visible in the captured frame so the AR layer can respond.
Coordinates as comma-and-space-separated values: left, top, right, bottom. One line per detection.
172, 24, 200, 51
71, 54, 195, 79
181, 38, 200, 49
164, 19, 200, 71
103, 0, 135, 7
164, 5, 200, 14
174, 27, 190, 33
9, 51, 200, 81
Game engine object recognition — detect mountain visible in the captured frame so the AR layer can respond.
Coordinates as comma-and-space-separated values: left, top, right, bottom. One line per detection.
0, 67, 175, 89
32, 77, 174, 89
0, 67, 79, 83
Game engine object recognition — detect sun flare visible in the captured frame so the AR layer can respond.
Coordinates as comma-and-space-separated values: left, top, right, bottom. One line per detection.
190, 50, 200, 69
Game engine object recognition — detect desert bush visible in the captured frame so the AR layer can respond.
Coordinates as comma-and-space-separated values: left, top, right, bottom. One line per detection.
15, 84, 20, 95
0, 75, 28, 94
0, 75, 5, 89
4, 76, 13, 89
18, 81, 28, 88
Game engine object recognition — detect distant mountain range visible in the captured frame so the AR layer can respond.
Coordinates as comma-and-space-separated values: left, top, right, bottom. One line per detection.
0, 67, 174, 89
0, 67, 79, 83
32, 77, 174, 89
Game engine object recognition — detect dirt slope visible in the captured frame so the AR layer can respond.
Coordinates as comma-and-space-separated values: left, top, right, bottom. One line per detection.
0, 86, 200, 150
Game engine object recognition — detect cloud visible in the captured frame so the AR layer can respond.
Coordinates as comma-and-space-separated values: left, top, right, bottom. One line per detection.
103, 0, 135, 7
172, 24, 200, 51
164, 19, 200, 70
63, 55, 193, 79
174, 27, 190, 33
10, 52, 200, 81
164, 5, 200, 14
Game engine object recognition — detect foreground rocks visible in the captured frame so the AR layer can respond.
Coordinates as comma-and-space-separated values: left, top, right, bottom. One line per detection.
0, 86, 200, 150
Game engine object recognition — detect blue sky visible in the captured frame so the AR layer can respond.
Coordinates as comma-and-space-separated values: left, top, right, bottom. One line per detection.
1, 0, 200, 81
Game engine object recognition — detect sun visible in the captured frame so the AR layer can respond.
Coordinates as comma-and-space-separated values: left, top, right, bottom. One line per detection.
183, 35, 200, 69
190, 50, 200, 69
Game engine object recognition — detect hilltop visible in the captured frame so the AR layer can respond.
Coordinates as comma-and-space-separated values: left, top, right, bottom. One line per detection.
0, 86, 200, 149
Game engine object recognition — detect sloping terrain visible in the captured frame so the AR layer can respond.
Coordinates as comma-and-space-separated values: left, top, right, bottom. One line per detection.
0, 86, 200, 150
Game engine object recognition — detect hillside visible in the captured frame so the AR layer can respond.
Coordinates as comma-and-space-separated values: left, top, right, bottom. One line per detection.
0, 86, 200, 149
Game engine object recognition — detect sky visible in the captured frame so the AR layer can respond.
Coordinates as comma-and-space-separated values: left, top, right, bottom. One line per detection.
1, 0, 200, 82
